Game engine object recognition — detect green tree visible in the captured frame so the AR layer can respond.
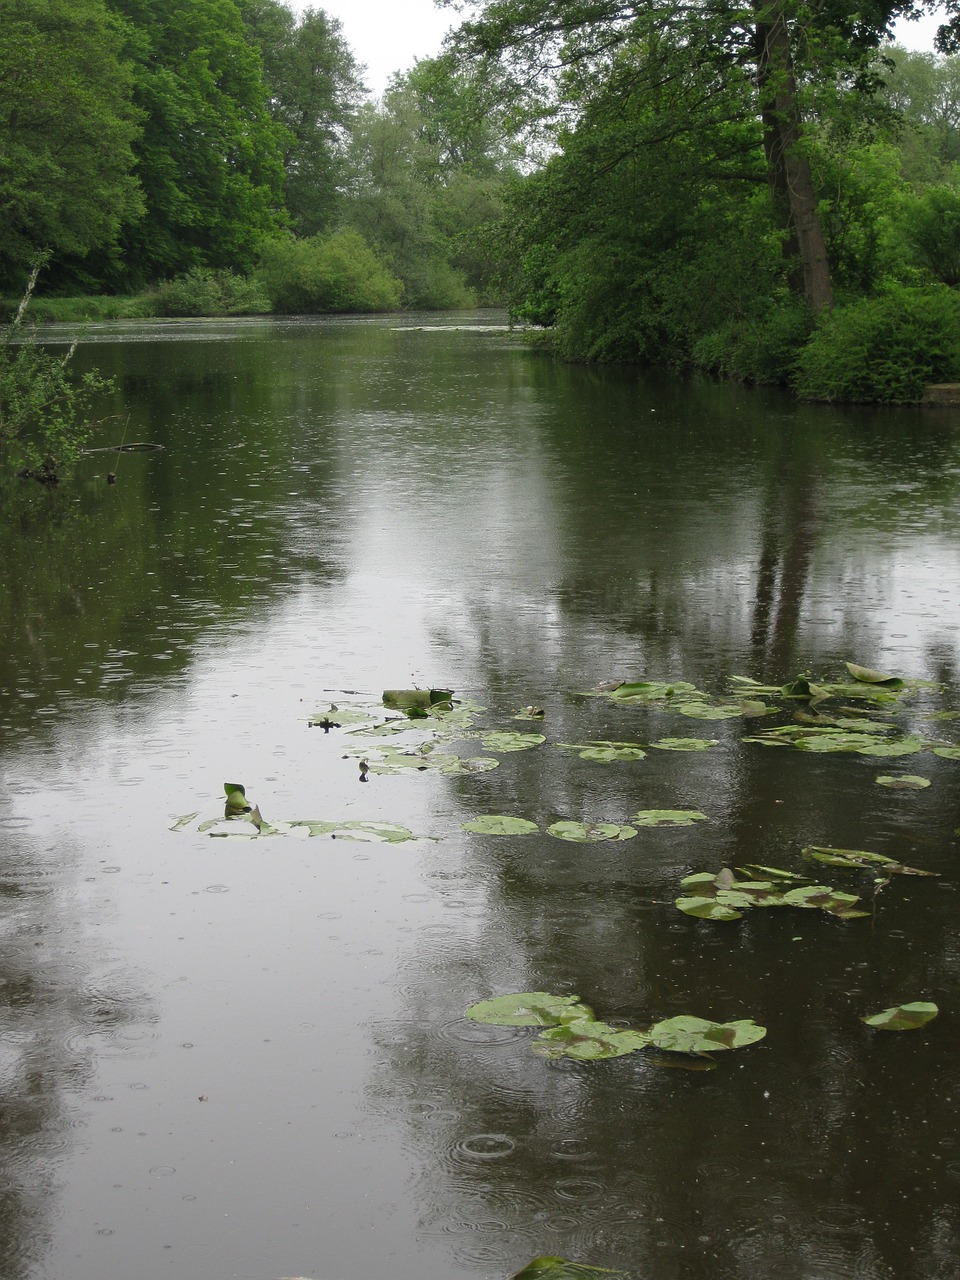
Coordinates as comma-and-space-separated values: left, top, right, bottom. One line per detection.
240, 1, 365, 235
0, 0, 143, 292
101, 0, 289, 287
880, 46, 960, 179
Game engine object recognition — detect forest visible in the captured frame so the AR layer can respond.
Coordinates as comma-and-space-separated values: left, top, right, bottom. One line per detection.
4, 0, 960, 402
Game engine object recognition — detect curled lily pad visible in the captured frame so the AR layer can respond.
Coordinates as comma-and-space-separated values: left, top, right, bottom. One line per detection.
876, 775, 930, 790
382, 688, 453, 710
647, 1016, 766, 1054
511, 1258, 625, 1279
480, 731, 546, 753
465, 992, 594, 1026
532, 1020, 652, 1060
649, 737, 718, 751
845, 662, 904, 687
802, 846, 935, 876
633, 809, 708, 827
461, 815, 539, 835
605, 680, 701, 701
861, 1001, 938, 1031
547, 821, 637, 842
223, 781, 250, 814
555, 740, 647, 761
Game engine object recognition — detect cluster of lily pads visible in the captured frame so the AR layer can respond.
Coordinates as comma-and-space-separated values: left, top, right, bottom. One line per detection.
464, 991, 767, 1062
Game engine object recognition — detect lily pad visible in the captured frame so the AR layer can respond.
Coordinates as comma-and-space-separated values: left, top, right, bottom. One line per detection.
675, 702, 745, 720
933, 746, 960, 760
223, 781, 250, 814
802, 845, 936, 876
633, 809, 708, 827
511, 1258, 625, 1279
382, 688, 453, 710
675, 868, 870, 921
861, 1001, 938, 1031
547, 821, 637, 842
532, 1019, 652, 1060
465, 992, 594, 1026
555, 740, 647, 762
675, 895, 743, 921
605, 680, 701, 701
169, 812, 200, 831
461, 815, 539, 835
649, 737, 719, 751
480, 731, 546, 753
647, 1015, 767, 1054
845, 662, 904, 687
876, 774, 931, 790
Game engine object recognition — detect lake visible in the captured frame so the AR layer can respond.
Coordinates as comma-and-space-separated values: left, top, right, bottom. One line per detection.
1, 312, 959, 1280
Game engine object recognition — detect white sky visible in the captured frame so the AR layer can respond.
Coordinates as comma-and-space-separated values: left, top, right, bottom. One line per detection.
289, 2, 947, 99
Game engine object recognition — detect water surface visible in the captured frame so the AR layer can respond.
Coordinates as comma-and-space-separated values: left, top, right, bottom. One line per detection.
2, 314, 959, 1280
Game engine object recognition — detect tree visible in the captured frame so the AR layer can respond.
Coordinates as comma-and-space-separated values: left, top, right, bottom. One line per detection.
240, 1, 365, 235
440, 1, 960, 312
0, 0, 143, 292
100, 0, 289, 287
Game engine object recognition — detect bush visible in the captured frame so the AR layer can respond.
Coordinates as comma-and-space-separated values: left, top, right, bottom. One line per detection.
146, 268, 271, 317
692, 294, 814, 385
794, 284, 960, 403
0, 265, 113, 480
257, 231, 402, 314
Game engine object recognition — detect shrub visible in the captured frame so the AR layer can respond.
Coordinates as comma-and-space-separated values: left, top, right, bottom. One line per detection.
794, 284, 960, 403
0, 264, 113, 480
147, 268, 270, 317
257, 231, 402, 314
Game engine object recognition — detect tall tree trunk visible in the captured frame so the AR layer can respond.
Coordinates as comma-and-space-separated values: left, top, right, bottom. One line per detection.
753, 4, 833, 313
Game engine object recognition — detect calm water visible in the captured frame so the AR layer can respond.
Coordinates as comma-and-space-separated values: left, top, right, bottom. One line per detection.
2, 313, 960, 1280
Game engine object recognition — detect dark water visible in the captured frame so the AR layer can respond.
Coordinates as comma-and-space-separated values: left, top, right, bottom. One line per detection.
2, 313, 960, 1280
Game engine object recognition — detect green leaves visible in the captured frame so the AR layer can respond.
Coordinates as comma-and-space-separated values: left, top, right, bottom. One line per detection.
555, 740, 646, 761
546, 821, 637, 842
802, 846, 935, 876
461, 815, 539, 835
633, 809, 708, 827
511, 1258, 625, 1279
465, 991, 766, 1063
861, 1002, 938, 1031
676, 868, 870, 921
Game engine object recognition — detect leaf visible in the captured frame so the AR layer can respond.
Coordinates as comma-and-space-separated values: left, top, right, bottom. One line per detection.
461, 815, 539, 835
169, 812, 199, 831
511, 1257, 625, 1279
675, 896, 743, 921
480, 731, 546, 753
606, 680, 698, 701
382, 688, 453, 710
933, 746, 960, 760
465, 992, 594, 1027
845, 662, 904, 687
223, 781, 246, 797
555, 740, 647, 761
649, 737, 719, 751
632, 809, 708, 826
875, 774, 931, 789
675, 702, 745, 720
647, 1015, 766, 1054
802, 846, 935, 876
861, 1001, 938, 1031
532, 1019, 652, 1060
547, 821, 637, 842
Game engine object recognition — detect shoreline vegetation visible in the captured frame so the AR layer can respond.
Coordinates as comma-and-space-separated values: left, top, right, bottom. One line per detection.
4, 2, 960, 426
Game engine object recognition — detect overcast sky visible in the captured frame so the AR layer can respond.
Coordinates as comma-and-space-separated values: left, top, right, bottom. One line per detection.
289, 2, 947, 99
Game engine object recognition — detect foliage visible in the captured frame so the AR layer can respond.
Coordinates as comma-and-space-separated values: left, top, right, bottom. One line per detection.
0, 0, 143, 292
893, 177, 960, 284
97, 0, 289, 289
793, 283, 960, 402
146, 267, 271, 317
239, 0, 365, 236
0, 264, 112, 479
256, 230, 402, 314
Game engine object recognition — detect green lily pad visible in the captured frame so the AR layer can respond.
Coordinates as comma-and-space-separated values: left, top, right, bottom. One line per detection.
532, 1019, 652, 1060
555, 740, 647, 761
845, 662, 904, 687
546, 821, 637, 842
465, 992, 594, 1026
633, 809, 708, 827
861, 1001, 938, 1031
169, 812, 200, 831
605, 680, 700, 701
511, 1257, 625, 1279
675, 868, 869, 920
675, 702, 745, 720
675, 895, 743, 921
360, 747, 500, 775
802, 846, 935, 876
480, 731, 546, 753
461, 815, 539, 835
223, 781, 250, 814
647, 1015, 766, 1054
933, 746, 960, 760
649, 737, 719, 751
876, 774, 931, 789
